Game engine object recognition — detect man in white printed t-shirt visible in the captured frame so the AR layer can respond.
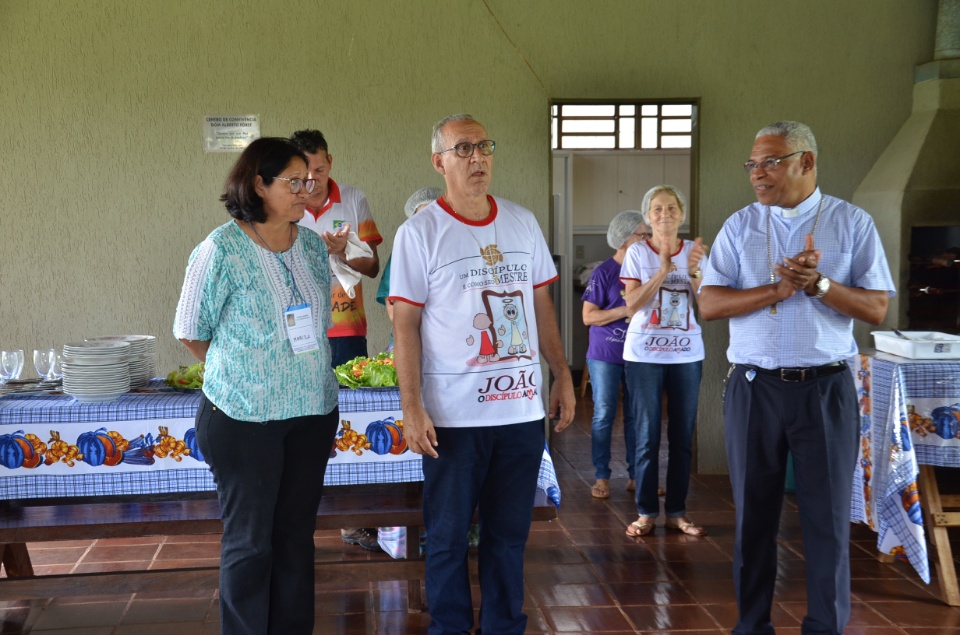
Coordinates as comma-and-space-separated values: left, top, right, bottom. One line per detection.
389, 114, 575, 635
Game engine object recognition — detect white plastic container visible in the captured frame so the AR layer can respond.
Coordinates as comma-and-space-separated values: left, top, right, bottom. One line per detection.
872, 331, 960, 359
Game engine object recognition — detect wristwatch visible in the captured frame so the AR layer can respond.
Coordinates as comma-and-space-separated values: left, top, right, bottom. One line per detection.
814, 274, 831, 299
690, 268, 702, 279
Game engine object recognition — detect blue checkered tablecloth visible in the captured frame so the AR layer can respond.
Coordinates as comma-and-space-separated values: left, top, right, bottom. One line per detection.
0, 380, 200, 426
851, 353, 960, 584
0, 382, 560, 505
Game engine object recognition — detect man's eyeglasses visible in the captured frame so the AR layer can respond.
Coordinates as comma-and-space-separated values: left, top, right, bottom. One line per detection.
274, 177, 317, 194
743, 151, 807, 173
440, 140, 496, 158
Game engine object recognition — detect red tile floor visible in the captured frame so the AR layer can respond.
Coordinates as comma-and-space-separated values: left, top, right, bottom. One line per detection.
3, 397, 960, 633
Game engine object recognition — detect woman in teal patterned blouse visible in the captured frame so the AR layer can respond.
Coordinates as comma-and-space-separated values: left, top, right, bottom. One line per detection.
173, 137, 339, 635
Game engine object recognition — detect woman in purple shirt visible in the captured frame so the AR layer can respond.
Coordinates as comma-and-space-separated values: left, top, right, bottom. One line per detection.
582, 211, 650, 498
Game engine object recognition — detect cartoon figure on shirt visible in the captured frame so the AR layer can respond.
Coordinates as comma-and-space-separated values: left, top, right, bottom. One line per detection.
658, 287, 690, 330
647, 297, 661, 327
466, 313, 501, 364
475, 290, 534, 362
498, 299, 528, 355
665, 292, 682, 327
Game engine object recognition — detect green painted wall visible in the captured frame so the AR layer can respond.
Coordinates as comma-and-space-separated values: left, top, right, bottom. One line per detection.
0, 1, 936, 473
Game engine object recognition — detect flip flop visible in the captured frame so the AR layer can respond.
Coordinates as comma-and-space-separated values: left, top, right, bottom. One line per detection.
665, 517, 707, 537
591, 479, 610, 499
626, 516, 656, 537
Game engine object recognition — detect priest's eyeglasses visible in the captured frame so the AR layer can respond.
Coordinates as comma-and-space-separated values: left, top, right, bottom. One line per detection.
743, 151, 807, 173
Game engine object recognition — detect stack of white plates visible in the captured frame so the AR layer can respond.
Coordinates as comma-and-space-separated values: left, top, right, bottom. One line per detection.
86, 335, 157, 387
62, 340, 131, 403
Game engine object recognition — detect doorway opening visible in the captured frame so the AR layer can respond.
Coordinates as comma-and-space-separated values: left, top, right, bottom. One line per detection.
550, 99, 700, 373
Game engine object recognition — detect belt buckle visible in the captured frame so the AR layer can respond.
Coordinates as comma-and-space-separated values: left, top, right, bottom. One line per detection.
779, 368, 806, 382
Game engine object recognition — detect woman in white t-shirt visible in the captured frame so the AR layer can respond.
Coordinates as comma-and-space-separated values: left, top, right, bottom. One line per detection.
620, 185, 709, 538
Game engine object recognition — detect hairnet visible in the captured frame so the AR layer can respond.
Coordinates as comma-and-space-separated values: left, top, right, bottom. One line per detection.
404, 187, 444, 218
607, 210, 646, 249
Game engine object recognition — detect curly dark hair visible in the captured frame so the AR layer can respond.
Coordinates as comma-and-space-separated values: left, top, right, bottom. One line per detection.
220, 138, 308, 223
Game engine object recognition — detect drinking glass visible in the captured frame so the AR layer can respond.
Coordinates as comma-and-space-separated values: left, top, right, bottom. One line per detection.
12, 349, 24, 379
33, 348, 56, 381
0, 350, 20, 384
52, 349, 63, 380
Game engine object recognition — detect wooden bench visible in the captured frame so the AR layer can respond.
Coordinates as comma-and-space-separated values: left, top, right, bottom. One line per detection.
0, 483, 558, 612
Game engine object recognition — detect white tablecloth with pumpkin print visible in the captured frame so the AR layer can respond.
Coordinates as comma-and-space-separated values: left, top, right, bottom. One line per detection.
0, 382, 560, 505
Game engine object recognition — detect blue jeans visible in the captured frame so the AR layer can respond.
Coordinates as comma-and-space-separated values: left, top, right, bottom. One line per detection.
422, 420, 544, 635
195, 395, 339, 635
587, 359, 636, 481
625, 360, 702, 518
329, 335, 368, 367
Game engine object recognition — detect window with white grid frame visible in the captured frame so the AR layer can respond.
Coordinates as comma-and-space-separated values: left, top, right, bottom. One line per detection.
551, 102, 695, 150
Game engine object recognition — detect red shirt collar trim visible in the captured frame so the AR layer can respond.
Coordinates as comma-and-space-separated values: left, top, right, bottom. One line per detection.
647, 238, 685, 258
305, 178, 342, 221
437, 195, 498, 226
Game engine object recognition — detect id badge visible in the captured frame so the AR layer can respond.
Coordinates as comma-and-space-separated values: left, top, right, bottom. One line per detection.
284, 303, 320, 355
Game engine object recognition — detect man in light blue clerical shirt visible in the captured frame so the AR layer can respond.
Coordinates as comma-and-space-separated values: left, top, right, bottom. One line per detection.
699, 121, 896, 635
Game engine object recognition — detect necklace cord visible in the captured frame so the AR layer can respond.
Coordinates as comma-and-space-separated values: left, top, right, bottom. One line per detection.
248, 221, 304, 306
766, 195, 824, 314
449, 205, 499, 265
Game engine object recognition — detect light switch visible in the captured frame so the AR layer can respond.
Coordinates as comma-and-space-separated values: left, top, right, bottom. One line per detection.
575, 245, 585, 258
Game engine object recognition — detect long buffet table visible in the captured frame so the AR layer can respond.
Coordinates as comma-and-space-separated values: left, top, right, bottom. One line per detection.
0, 382, 560, 604
0, 382, 561, 506
851, 352, 960, 603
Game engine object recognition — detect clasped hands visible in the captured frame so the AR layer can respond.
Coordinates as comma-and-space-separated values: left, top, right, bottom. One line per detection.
321, 223, 351, 259
773, 233, 822, 301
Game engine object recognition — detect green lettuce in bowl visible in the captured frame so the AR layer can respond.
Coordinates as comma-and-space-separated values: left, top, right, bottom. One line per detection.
334, 352, 397, 388
164, 362, 204, 390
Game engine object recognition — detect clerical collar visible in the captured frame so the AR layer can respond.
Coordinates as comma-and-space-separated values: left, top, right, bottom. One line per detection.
771, 188, 822, 219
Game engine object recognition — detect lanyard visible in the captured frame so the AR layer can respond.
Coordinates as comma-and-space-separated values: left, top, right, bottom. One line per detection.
249, 221, 305, 307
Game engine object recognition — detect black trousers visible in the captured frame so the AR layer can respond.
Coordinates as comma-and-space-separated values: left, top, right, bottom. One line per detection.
724, 364, 858, 635
195, 395, 339, 635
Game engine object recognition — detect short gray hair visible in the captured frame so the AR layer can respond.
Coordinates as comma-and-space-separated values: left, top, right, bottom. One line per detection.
640, 185, 688, 226
432, 113, 476, 153
404, 187, 443, 218
755, 120, 818, 160
607, 210, 646, 250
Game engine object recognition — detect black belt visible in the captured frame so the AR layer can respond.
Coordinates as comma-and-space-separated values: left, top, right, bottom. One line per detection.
742, 362, 847, 383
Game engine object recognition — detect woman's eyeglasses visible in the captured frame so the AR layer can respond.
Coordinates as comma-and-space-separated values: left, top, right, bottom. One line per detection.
274, 177, 317, 194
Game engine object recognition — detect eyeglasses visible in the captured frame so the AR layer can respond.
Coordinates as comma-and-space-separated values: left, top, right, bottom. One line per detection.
439, 140, 496, 158
274, 177, 317, 194
743, 151, 806, 173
